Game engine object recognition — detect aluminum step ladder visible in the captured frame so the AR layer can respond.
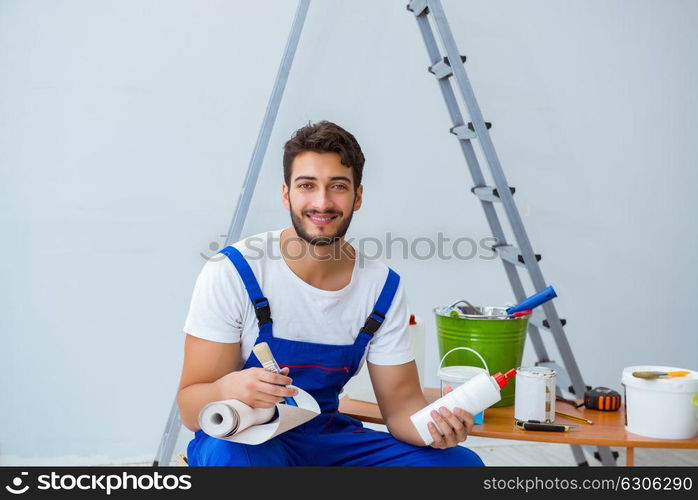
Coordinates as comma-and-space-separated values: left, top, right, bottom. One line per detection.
406, 0, 617, 466
153, 0, 617, 466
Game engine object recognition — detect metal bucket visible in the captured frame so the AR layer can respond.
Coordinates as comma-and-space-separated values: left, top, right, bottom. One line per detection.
434, 303, 529, 407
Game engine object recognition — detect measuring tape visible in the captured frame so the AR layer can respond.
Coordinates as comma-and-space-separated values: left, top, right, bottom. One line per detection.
584, 386, 621, 411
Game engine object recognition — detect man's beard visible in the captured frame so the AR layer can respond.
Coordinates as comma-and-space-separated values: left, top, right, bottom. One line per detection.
289, 199, 354, 247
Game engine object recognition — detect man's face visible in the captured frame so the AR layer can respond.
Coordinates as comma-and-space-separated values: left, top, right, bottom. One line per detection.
282, 151, 363, 246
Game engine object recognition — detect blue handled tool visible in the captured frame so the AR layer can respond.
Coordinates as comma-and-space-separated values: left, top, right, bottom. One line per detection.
506, 286, 557, 314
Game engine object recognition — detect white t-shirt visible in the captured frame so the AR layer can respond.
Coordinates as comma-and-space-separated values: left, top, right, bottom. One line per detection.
183, 228, 414, 370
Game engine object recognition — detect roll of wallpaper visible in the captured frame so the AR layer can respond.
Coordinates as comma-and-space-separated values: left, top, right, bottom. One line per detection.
197, 386, 320, 445
199, 399, 276, 438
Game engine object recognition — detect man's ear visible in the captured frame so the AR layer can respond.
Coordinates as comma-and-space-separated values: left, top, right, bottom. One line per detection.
281, 183, 290, 211
353, 184, 363, 211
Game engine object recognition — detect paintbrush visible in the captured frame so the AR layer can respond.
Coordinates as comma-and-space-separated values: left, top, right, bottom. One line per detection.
632, 370, 690, 380
252, 342, 298, 407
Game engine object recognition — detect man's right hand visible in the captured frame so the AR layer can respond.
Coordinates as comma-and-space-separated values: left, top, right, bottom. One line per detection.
216, 366, 298, 408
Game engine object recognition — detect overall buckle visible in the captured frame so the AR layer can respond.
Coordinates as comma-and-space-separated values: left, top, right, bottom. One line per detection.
361, 310, 385, 337
254, 297, 272, 325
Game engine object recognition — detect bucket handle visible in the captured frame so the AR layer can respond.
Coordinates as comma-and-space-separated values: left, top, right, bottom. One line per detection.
439, 347, 490, 375
448, 299, 479, 315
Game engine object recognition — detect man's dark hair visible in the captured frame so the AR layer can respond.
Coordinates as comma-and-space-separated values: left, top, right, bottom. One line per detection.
283, 120, 365, 192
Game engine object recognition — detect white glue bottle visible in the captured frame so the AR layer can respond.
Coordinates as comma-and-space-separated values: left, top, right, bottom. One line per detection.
410, 368, 516, 445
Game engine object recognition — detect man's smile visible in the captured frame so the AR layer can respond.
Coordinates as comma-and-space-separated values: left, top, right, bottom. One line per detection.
306, 212, 340, 226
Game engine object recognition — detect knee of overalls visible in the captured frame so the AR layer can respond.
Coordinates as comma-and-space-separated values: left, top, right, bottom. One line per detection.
379, 440, 485, 467
420, 445, 485, 467
187, 430, 291, 466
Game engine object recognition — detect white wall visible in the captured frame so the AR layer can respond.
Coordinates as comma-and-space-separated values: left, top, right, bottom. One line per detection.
1, 0, 696, 463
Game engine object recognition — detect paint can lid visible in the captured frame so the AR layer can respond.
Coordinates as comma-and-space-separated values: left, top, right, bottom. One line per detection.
516, 366, 556, 378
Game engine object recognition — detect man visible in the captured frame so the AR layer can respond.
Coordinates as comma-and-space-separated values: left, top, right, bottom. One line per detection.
177, 120, 484, 466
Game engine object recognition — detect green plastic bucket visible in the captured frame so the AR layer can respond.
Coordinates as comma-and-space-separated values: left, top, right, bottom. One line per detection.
434, 304, 529, 407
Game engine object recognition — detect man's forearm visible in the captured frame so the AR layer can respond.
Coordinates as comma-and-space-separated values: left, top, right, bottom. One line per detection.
384, 393, 431, 447
176, 379, 223, 432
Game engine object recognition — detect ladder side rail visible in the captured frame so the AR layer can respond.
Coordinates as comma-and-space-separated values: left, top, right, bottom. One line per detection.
153, 399, 180, 466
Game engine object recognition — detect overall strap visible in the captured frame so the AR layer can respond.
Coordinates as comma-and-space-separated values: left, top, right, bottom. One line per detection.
218, 246, 273, 334
354, 268, 400, 350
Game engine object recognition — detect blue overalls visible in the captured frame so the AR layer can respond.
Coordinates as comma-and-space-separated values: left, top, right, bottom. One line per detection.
187, 246, 484, 466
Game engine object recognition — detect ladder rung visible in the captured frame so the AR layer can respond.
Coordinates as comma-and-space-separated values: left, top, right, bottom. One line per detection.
530, 310, 567, 330
471, 185, 515, 202
452, 122, 492, 141
428, 55, 467, 80
494, 244, 541, 266
468, 121, 492, 131
429, 60, 452, 80
406, 0, 428, 16
450, 125, 476, 140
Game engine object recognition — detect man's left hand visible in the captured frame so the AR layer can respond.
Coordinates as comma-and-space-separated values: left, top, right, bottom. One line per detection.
426, 385, 475, 449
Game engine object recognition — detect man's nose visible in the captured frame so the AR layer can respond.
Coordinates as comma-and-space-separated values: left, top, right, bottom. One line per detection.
309, 189, 334, 212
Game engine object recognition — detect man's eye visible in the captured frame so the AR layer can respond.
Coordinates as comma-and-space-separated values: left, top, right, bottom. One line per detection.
298, 183, 312, 189
333, 184, 348, 190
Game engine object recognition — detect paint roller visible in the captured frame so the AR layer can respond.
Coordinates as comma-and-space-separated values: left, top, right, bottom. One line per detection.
506, 286, 557, 315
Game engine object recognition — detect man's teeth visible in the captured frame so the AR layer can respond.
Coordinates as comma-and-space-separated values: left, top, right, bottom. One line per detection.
308, 214, 337, 221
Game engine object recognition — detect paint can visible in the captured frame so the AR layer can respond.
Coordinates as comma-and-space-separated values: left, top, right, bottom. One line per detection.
621, 365, 698, 439
514, 366, 556, 423
438, 347, 490, 424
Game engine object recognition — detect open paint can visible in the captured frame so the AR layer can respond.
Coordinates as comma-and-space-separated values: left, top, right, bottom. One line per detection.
514, 366, 556, 423
621, 365, 698, 439
438, 347, 489, 424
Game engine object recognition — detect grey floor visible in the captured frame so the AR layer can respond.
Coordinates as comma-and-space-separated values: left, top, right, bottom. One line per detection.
464, 436, 698, 467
